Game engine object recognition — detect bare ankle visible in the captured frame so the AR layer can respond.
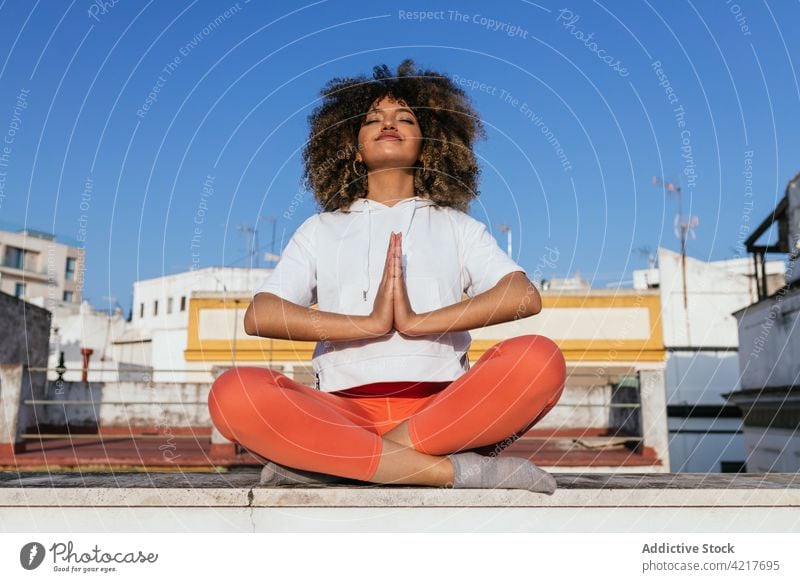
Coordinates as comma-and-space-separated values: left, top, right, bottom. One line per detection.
440, 456, 455, 487
370, 439, 452, 487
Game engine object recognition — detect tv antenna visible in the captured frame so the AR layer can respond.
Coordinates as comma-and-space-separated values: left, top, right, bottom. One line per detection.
236, 224, 259, 268
652, 176, 699, 342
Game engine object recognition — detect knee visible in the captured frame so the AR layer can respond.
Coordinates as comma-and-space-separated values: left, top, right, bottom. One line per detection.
503, 335, 566, 392
209, 366, 286, 403
207, 367, 284, 435
501, 334, 564, 364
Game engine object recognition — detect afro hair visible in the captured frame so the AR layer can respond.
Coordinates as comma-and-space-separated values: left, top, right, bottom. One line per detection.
301, 58, 487, 213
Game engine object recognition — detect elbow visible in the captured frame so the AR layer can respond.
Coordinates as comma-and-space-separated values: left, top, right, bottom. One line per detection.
525, 290, 542, 317
530, 299, 542, 316
244, 300, 266, 336
243, 303, 256, 336
508, 273, 542, 318
530, 283, 543, 315
245, 293, 280, 337
515, 280, 542, 319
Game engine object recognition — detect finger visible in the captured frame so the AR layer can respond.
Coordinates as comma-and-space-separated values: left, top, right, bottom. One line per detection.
390, 237, 396, 294
386, 232, 395, 261
382, 232, 395, 282
395, 233, 402, 278
389, 233, 396, 286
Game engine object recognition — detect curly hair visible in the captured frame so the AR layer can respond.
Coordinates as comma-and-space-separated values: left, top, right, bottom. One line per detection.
301, 59, 487, 213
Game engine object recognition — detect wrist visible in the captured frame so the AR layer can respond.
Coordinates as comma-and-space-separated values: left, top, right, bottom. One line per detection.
397, 312, 427, 337
360, 314, 390, 338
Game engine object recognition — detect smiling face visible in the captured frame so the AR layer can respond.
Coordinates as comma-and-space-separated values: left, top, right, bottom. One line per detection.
355, 94, 423, 172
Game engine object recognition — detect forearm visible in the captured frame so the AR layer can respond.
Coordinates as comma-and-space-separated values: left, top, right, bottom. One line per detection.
407, 272, 541, 336
244, 293, 380, 341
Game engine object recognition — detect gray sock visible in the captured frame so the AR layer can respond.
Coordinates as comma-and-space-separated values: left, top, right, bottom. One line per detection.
259, 461, 355, 487
447, 452, 557, 494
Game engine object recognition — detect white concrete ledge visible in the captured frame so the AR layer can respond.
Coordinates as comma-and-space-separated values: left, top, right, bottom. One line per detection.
2, 484, 799, 508
2, 471, 799, 532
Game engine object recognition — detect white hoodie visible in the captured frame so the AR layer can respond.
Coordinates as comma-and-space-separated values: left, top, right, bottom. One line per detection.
254, 196, 526, 392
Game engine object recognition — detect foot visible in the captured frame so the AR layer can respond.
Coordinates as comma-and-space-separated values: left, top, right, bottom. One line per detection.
446, 452, 557, 494
258, 461, 361, 487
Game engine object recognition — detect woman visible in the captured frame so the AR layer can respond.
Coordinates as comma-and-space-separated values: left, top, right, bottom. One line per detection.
208, 59, 566, 492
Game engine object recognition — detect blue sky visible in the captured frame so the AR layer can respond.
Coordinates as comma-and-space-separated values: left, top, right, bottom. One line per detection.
0, 0, 798, 315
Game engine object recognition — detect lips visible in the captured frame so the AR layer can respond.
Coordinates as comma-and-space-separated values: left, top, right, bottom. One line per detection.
377, 131, 401, 141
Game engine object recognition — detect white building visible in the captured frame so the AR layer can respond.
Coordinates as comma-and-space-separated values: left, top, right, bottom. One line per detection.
25, 297, 129, 383
729, 170, 800, 472
19, 266, 273, 384
541, 271, 590, 291
632, 247, 785, 472
116, 266, 272, 382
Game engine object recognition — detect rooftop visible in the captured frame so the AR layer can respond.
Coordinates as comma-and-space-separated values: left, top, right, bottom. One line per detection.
0, 427, 662, 473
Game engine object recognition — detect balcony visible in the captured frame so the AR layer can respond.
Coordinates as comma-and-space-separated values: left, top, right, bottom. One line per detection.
0, 257, 49, 281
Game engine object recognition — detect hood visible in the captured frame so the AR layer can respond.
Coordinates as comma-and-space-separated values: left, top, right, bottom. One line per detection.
347, 196, 437, 302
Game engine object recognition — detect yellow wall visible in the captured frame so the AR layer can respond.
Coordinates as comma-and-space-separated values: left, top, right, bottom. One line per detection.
185, 293, 665, 363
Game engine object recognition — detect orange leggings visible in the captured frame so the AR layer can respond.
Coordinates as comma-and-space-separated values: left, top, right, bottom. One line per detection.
207, 334, 566, 481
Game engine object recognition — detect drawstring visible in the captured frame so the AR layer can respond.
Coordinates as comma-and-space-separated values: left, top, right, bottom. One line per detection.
363, 201, 372, 300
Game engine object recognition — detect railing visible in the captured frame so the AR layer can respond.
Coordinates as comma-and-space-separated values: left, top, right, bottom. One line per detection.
0, 258, 49, 276
27, 366, 220, 375
13, 367, 646, 450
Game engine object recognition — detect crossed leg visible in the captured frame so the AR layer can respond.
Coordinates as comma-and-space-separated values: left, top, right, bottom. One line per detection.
207, 334, 566, 485
387, 334, 566, 455
208, 366, 451, 484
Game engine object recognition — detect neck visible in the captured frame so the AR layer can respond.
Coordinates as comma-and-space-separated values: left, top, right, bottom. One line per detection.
365, 167, 416, 207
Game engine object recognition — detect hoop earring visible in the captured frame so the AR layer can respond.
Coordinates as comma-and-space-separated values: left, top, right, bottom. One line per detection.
352, 159, 366, 177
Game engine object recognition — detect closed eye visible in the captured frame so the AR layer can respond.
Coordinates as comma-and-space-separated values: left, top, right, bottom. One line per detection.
364, 119, 415, 124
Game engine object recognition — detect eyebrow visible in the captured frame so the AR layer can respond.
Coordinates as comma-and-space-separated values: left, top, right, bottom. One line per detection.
366, 107, 416, 115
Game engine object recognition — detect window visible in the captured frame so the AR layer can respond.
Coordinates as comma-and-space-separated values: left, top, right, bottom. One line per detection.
14, 282, 25, 298
63, 291, 74, 302
167, 297, 173, 314
139, 303, 144, 319
4, 246, 38, 271
4, 246, 23, 269
720, 461, 746, 473
180, 296, 186, 311
153, 300, 159, 316
65, 257, 76, 281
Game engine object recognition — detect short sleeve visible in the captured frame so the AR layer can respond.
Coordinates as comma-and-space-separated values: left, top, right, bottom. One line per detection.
253, 215, 318, 306
461, 218, 527, 298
